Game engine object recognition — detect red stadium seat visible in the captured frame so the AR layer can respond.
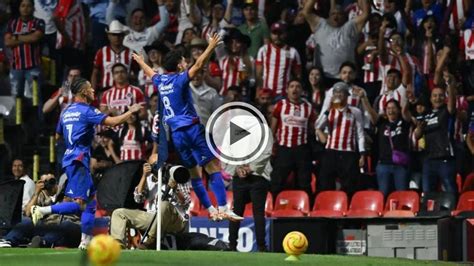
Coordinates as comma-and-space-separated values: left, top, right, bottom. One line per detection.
462, 173, 474, 193
345, 191, 384, 218
452, 191, 474, 216
309, 191, 348, 217
383, 191, 420, 217
270, 190, 310, 217
243, 193, 274, 217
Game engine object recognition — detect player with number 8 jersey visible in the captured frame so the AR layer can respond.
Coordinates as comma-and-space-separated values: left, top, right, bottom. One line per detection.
133, 32, 243, 222
153, 72, 199, 130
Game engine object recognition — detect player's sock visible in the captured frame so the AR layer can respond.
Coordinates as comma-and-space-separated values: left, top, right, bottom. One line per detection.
51, 202, 81, 215
80, 200, 96, 236
81, 233, 92, 243
36, 206, 52, 215
209, 172, 227, 207
191, 178, 212, 209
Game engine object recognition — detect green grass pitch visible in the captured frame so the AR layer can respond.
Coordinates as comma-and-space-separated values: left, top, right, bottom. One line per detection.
0, 249, 463, 266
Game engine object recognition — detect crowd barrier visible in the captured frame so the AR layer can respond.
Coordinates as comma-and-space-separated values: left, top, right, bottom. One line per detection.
186, 216, 474, 262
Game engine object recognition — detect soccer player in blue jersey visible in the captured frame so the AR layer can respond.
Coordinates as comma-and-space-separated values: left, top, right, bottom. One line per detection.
133, 33, 243, 222
30, 77, 143, 249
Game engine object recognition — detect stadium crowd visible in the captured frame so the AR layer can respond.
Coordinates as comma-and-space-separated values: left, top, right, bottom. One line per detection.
0, 0, 474, 251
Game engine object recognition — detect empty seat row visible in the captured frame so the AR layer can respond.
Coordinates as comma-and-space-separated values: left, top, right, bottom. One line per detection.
270, 190, 474, 218
189, 190, 474, 218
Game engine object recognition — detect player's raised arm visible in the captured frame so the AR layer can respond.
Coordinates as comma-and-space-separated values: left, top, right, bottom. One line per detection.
188, 32, 222, 79
133, 52, 156, 79
103, 103, 144, 127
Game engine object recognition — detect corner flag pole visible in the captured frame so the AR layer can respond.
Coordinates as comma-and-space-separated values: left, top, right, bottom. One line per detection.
154, 91, 168, 251
156, 166, 163, 251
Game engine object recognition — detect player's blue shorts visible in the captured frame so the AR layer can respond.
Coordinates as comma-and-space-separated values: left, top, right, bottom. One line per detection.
172, 123, 215, 168
64, 161, 95, 200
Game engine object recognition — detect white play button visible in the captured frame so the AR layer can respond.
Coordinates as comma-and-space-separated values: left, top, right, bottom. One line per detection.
205, 102, 272, 165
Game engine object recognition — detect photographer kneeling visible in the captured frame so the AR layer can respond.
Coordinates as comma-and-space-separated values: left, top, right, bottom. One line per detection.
0, 174, 80, 248
110, 155, 191, 249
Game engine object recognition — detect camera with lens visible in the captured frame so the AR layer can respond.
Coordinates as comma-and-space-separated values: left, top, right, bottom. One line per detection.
43, 178, 57, 191
152, 163, 190, 184
151, 163, 190, 200
161, 163, 190, 185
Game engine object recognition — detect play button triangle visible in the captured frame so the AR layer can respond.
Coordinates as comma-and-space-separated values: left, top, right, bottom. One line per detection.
230, 121, 251, 146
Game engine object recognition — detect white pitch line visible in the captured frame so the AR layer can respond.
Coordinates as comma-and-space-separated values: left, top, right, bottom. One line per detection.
0, 251, 79, 257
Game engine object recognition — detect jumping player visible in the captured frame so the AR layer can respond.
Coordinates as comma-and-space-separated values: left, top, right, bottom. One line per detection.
133, 33, 243, 222
30, 78, 143, 249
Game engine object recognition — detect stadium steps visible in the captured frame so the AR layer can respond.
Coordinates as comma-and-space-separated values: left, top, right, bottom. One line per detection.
22, 135, 56, 177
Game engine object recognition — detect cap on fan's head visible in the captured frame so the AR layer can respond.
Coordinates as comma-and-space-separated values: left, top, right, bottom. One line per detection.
258, 88, 274, 97
243, 0, 258, 9
271, 22, 287, 34
333, 82, 350, 95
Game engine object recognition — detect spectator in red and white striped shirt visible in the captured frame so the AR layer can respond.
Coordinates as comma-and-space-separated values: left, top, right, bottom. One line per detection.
378, 21, 421, 91
4, 0, 44, 99
445, 0, 468, 32
118, 112, 151, 161
100, 63, 146, 120
460, 27, 474, 61
53, 0, 86, 68
374, 68, 409, 114
91, 20, 135, 91
43, 66, 82, 115
320, 62, 369, 128
256, 22, 302, 97
315, 82, 366, 197
270, 79, 316, 200
138, 44, 168, 98
359, 31, 382, 103
218, 29, 253, 96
